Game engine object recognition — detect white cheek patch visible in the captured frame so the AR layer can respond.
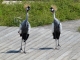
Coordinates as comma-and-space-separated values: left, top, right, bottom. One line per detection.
26, 8, 28, 10
52, 9, 54, 11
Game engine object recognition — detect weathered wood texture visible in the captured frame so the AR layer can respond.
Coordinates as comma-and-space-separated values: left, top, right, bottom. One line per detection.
0, 26, 80, 60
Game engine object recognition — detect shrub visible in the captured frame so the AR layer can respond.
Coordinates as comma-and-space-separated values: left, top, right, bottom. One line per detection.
0, 0, 80, 27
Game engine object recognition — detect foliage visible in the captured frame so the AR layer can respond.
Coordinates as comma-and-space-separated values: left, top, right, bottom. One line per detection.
0, 0, 80, 27
78, 26, 80, 32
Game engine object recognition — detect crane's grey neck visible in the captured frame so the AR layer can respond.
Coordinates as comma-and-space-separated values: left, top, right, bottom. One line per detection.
26, 13, 29, 21
53, 11, 56, 19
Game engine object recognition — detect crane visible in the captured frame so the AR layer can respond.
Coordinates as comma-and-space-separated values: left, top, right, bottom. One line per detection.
18, 5, 31, 53
50, 5, 62, 49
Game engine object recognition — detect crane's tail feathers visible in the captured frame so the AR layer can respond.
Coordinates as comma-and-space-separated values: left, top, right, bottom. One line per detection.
51, 5, 57, 11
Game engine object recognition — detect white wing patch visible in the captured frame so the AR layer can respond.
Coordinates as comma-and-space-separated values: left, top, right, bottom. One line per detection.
52, 23, 54, 33
60, 23, 62, 33
27, 21, 31, 34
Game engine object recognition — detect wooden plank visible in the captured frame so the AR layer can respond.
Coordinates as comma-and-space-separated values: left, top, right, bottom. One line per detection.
4, 27, 50, 59
18, 30, 71, 60
0, 36, 20, 59
37, 31, 79, 57
33, 31, 74, 60
11, 29, 51, 59
47, 34, 80, 60
0, 27, 36, 57
0, 27, 17, 38
77, 56, 80, 60
4, 29, 74, 59
55, 40, 80, 60
0, 29, 18, 41
69, 43, 80, 60
0, 26, 80, 60
47, 34, 80, 59
0, 26, 7, 31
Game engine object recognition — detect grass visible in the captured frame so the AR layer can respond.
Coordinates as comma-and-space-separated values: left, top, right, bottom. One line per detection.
0, 0, 80, 27
78, 26, 80, 32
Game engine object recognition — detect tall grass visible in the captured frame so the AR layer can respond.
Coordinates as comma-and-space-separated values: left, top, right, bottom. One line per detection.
0, 0, 80, 27
78, 26, 80, 32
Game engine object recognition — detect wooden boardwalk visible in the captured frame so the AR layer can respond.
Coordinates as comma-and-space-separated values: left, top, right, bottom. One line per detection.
0, 26, 80, 60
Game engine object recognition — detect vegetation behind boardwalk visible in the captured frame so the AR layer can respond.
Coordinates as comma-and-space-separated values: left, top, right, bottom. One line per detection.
0, 0, 80, 27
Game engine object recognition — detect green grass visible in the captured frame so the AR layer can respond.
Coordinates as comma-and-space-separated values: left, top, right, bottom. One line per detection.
0, 0, 80, 27
78, 26, 80, 32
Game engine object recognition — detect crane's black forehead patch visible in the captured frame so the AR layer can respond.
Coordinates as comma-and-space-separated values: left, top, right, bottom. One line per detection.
27, 6, 30, 9
50, 7, 54, 12
50, 7, 53, 9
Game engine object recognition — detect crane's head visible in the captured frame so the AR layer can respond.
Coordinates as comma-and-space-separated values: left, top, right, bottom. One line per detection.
26, 6, 30, 12
50, 7, 55, 12
24, 4, 30, 12
50, 5, 57, 13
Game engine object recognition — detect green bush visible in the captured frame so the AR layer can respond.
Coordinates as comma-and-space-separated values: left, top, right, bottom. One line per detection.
78, 26, 80, 32
0, 0, 80, 27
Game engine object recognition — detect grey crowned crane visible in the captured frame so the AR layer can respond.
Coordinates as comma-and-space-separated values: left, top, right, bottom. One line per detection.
18, 5, 31, 53
50, 5, 62, 49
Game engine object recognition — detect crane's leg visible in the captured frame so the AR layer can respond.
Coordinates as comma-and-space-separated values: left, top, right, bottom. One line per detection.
55, 39, 58, 49
24, 41, 26, 53
57, 39, 61, 50
20, 39, 22, 51
58, 39, 61, 47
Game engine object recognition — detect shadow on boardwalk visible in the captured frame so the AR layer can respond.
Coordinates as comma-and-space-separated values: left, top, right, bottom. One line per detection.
1, 49, 20, 54
30, 47, 54, 50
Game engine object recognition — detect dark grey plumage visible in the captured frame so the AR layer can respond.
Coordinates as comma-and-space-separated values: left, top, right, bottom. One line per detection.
18, 6, 31, 53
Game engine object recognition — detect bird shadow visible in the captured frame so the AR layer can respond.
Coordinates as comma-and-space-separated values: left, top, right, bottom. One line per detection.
1, 47, 54, 54
31, 47, 54, 50
1, 49, 21, 54
39, 47, 54, 50
6, 50, 20, 53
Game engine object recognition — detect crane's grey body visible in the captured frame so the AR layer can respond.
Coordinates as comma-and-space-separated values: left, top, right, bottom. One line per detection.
21, 20, 28, 33
20, 20, 30, 40
54, 18, 60, 32
20, 20, 29, 34
18, 6, 31, 53
52, 18, 62, 39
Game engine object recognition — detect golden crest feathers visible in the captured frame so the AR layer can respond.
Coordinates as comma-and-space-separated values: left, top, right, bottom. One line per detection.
51, 5, 57, 11
24, 4, 30, 9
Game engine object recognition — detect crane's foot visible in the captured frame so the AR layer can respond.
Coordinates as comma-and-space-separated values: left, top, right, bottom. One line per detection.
19, 48, 23, 52
20, 48, 22, 50
58, 44, 61, 47
55, 47, 60, 50
58, 44, 61, 49
55, 45, 61, 50
23, 51, 26, 54
55, 47, 59, 50
55, 47, 58, 49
